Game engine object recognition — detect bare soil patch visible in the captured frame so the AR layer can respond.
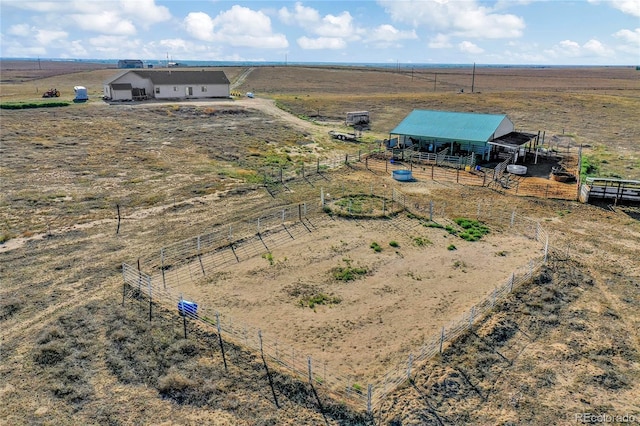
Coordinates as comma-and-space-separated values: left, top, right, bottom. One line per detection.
175, 213, 542, 383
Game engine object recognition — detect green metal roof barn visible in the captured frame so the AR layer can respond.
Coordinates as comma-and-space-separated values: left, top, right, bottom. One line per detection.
389, 110, 535, 162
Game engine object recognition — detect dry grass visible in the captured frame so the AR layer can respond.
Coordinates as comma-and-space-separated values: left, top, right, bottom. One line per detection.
1, 62, 639, 424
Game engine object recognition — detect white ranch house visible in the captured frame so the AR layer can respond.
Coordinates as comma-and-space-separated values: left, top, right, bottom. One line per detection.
103, 69, 230, 101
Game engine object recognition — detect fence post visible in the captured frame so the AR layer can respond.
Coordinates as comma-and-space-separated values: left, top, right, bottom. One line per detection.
215, 311, 227, 371
544, 235, 549, 263
308, 356, 313, 383
148, 276, 152, 321
317, 158, 320, 173
430, 201, 434, 221
160, 248, 166, 289
367, 385, 373, 414
468, 307, 475, 329
439, 326, 445, 354
345, 153, 348, 165
491, 288, 496, 308
180, 295, 187, 339
197, 235, 205, 276
510, 210, 516, 227
510, 273, 515, 292
407, 354, 413, 380
259, 330, 280, 408
122, 264, 126, 306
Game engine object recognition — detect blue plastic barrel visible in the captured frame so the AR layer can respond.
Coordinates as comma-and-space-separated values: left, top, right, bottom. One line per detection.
178, 300, 198, 317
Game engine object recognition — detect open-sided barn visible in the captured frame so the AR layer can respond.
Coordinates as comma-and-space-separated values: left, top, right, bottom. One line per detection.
103, 69, 230, 101
389, 110, 536, 162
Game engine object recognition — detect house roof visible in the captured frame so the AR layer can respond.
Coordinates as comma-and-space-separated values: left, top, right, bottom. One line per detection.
104, 69, 230, 86
390, 110, 510, 143
138, 69, 229, 85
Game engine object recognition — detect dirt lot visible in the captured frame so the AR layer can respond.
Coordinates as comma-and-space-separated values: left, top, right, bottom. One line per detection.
173, 211, 543, 383
1, 62, 639, 425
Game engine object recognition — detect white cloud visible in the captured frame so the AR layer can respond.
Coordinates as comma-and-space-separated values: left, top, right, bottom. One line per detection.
583, 39, 614, 57
379, 0, 525, 39
70, 11, 137, 35
545, 39, 614, 59
458, 40, 484, 55
297, 36, 346, 50
365, 24, 417, 47
35, 29, 68, 45
315, 11, 355, 38
7, 24, 32, 37
120, 0, 171, 28
614, 28, 640, 44
589, 0, 640, 17
428, 33, 452, 49
278, 2, 320, 26
185, 6, 288, 49
184, 12, 215, 42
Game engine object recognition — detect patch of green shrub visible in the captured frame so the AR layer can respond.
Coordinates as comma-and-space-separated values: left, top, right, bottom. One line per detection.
370, 242, 382, 252
413, 236, 432, 247
333, 258, 367, 281
389, 241, 399, 248
1, 101, 70, 109
447, 244, 457, 251
299, 293, 342, 309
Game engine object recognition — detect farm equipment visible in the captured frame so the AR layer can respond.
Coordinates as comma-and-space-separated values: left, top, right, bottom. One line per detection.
42, 88, 60, 98
329, 130, 357, 141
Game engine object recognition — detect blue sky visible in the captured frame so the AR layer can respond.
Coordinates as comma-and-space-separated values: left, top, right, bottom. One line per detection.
1, 1, 638, 65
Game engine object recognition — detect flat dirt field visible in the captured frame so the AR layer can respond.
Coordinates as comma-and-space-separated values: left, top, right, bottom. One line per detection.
173, 213, 543, 382
1, 61, 639, 425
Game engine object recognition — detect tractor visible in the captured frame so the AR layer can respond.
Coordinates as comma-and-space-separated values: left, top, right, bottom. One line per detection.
42, 88, 60, 98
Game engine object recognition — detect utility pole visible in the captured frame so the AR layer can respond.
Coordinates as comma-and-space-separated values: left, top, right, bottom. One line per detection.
471, 62, 476, 93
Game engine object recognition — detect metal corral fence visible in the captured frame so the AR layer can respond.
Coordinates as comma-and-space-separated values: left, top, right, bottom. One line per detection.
122, 183, 551, 414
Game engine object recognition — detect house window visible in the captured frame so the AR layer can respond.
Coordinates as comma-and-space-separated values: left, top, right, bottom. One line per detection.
173, 86, 177, 91
155, 87, 160, 94
201, 86, 207, 92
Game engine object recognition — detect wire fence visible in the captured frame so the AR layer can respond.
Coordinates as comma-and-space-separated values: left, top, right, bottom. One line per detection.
122, 178, 551, 414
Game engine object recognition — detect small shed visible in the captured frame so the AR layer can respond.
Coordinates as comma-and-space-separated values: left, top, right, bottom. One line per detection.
73, 86, 88, 102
